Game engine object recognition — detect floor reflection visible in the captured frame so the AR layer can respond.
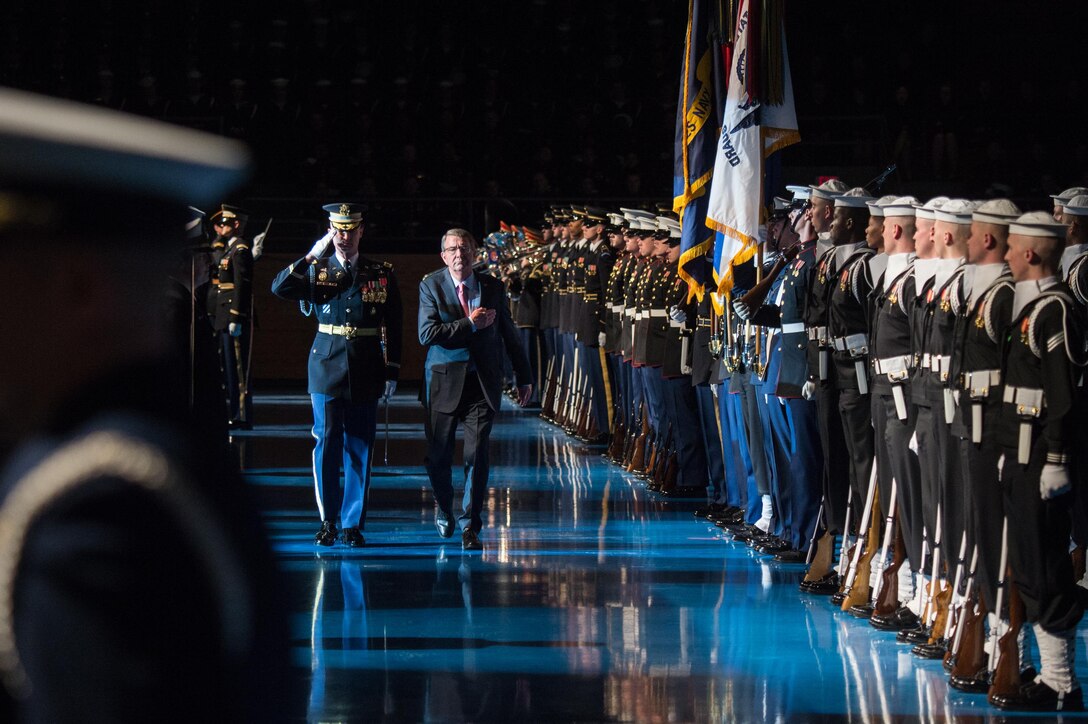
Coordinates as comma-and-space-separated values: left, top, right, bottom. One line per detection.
248, 394, 1088, 722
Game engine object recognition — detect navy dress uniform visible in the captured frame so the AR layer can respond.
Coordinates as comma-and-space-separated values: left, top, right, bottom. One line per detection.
209, 204, 255, 428
271, 203, 402, 547
0, 87, 290, 722
991, 212, 1088, 711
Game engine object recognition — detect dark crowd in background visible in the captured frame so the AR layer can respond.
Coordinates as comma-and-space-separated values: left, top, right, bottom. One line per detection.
2, 1, 1086, 209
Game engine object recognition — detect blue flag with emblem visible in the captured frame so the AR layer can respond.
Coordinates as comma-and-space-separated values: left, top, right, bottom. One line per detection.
674, 0, 729, 303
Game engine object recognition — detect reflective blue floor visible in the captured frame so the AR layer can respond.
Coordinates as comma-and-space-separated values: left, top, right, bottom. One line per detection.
240, 393, 1088, 722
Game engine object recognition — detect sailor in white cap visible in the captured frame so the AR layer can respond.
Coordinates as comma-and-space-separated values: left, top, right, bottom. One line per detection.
0, 87, 288, 720
943, 198, 1022, 691
990, 211, 1088, 712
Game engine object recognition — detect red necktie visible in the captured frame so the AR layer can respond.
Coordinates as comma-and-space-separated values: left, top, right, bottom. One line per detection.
457, 283, 471, 318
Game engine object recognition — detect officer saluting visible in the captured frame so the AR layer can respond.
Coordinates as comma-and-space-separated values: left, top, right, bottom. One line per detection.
271, 203, 402, 547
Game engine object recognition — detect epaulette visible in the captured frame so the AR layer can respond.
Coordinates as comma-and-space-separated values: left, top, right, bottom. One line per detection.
234, 243, 249, 251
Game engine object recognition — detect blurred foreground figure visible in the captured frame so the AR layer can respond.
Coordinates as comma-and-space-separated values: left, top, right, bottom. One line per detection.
0, 88, 290, 723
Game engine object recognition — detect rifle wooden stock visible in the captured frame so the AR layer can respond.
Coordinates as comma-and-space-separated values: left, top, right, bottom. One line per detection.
873, 523, 905, 617
623, 406, 647, 466
804, 532, 836, 582
608, 420, 626, 460
842, 488, 882, 611
926, 584, 953, 646
950, 592, 988, 680
987, 577, 1025, 705
627, 421, 652, 473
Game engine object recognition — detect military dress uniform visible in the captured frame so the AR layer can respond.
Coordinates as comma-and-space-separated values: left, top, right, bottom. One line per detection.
209, 204, 255, 428
994, 277, 1086, 707
752, 237, 824, 555
271, 204, 402, 545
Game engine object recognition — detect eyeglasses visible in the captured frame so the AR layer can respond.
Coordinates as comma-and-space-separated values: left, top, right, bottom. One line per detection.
442, 245, 473, 255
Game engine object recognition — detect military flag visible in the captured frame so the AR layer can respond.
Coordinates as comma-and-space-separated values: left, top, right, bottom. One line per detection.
674, 0, 730, 302
705, 0, 799, 296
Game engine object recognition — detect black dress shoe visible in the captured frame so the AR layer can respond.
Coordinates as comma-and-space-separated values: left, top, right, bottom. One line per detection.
757, 537, 792, 554
462, 528, 483, 551
896, 625, 930, 645
340, 527, 365, 547
848, 602, 874, 619
694, 503, 726, 519
314, 521, 338, 547
774, 549, 808, 563
870, 605, 919, 631
991, 681, 1084, 712
800, 572, 840, 595
948, 669, 991, 694
911, 638, 948, 659
435, 512, 455, 539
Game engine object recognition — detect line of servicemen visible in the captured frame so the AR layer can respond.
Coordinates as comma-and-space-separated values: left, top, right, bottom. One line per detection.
500, 184, 1088, 713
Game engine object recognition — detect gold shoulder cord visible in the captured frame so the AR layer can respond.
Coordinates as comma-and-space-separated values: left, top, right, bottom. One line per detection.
0, 432, 252, 700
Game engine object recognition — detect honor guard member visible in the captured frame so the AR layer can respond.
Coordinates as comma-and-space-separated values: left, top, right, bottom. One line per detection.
1050, 186, 1088, 221
918, 199, 981, 638
659, 217, 706, 495
209, 203, 255, 428
942, 198, 1020, 690
1058, 195, 1088, 560
603, 211, 633, 440
738, 186, 824, 560
513, 226, 545, 404
573, 206, 615, 440
537, 213, 561, 418
898, 195, 948, 631
798, 178, 851, 593
825, 188, 877, 554
628, 216, 668, 471
271, 203, 403, 548
0, 88, 290, 722
868, 196, 926, 630
619, 209, 656, 437
990, 212, 1088, 712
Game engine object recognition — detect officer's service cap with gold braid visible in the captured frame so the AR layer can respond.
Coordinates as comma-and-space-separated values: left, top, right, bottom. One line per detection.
323, 202, 365, 230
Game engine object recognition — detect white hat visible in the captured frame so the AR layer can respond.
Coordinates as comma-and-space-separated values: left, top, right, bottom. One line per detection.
1060, 194, 1088, 217
934, 199, 982, 224
834, 187, 875, 208
785, 184, 812, 201
972, 198, 1022, 225
913, 196, 951, 221
881, 196, 920, 217
607, 212, 626, 226
660, 217, 682, 238
865, 194, 899, 217
1050, 186, 1088, 205
808, 178, 850, 200
1009, 210, 1068, 238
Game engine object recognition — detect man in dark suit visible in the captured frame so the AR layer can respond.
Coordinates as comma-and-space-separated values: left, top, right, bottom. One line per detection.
418, 228, 533, 551
271, 203, 402, 548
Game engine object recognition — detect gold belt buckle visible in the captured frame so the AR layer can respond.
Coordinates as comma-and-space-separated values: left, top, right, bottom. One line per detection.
342, 325, 357, 339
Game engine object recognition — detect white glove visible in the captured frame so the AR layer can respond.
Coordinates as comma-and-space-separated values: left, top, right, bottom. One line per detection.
307, 230, 334, 259
1040, 463, 1071, 500
801, 380, 816, 400
733, 298, 751, 320
997, 453, 1005, 482
252, 231, 267, 260
598, 332, 607, 347
229, 322, 242, 337
710, 383, 721, 395
383, 380, 397, 400
668, 305, 687, 323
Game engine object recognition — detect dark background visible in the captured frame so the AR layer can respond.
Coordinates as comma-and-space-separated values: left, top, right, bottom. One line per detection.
6, 1, 1087, 250
6, 1, 1086, 383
